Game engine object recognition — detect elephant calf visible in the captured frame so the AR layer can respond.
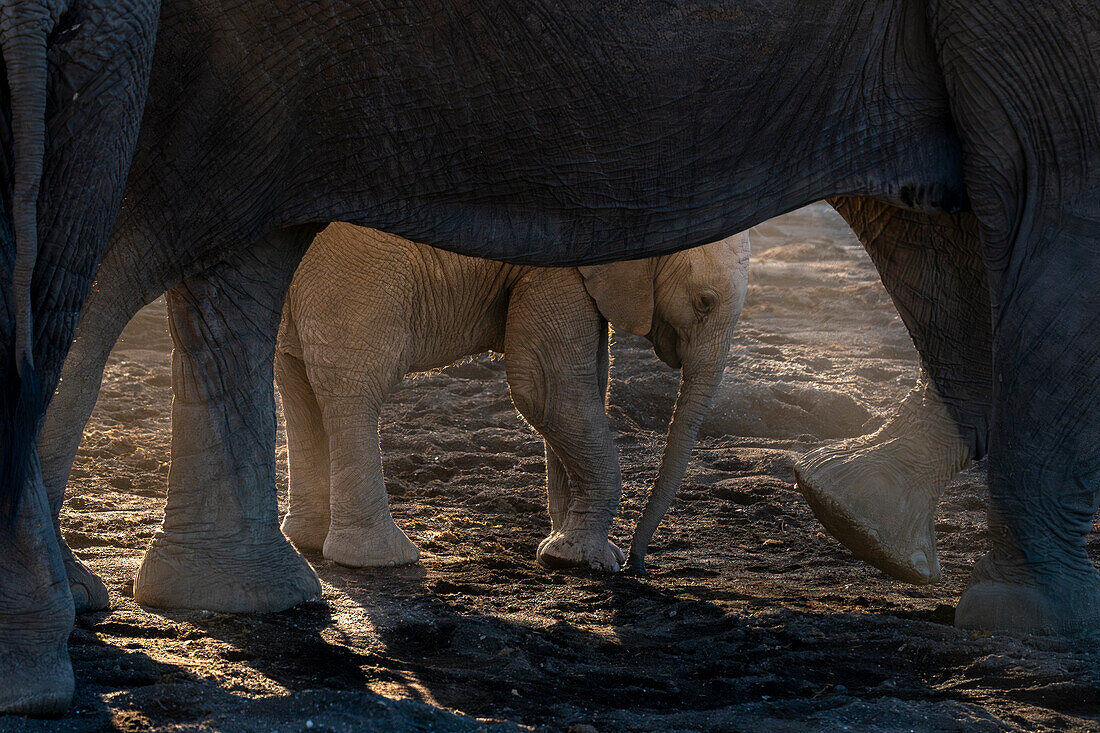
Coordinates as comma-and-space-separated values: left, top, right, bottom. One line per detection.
276, 223, 749, 572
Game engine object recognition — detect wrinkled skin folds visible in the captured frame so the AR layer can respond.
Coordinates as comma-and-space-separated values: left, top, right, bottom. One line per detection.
0, 0, 160, 716
2, 0, 1098, 717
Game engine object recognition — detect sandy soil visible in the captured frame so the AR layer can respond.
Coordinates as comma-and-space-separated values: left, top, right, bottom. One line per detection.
7, 204, 1099, 732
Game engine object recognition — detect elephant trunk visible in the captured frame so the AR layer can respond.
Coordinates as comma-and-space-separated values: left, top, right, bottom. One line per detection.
628, 345, 727, 572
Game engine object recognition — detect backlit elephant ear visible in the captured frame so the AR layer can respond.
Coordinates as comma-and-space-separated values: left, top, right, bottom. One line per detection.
578, 259, 655, 337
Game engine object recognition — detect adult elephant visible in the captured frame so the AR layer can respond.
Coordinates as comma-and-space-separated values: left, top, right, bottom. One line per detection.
3, 0, 1098, 716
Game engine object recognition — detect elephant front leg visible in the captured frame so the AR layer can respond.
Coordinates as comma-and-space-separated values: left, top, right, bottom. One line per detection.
133, 229, 322, 612
533, 434, 622, 572
545, 443, 570, 531
320, 400, 419, 568
796, 200, 990, 584
506, 279, 622, 572
796, 381, 971, 584
506, 343, 619, 567
545, 443, 626, 568
931, 0, 1100, 634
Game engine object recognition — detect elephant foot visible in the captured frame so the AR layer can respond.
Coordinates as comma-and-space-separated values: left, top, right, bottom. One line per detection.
281, 511, 330, 553
323, 520, 420, 568
2, 482, 77, 716
794, 385, 971, 584
134, 530, 321, 612
0, 554, 74, 717
796, 439, 944, 584
60, 538, 110, 612
537, 530, 623, 572
0, 645, 74, 717
955, 548, 1100, 636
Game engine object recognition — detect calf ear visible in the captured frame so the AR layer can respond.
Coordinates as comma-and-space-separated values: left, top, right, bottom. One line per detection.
578, 259, 655, 336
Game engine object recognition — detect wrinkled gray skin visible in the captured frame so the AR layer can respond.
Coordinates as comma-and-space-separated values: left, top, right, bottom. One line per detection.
795, 199, 991, 586
3, 0, 1098, 716
275, 224, 748, 572
0, 0, 160, 716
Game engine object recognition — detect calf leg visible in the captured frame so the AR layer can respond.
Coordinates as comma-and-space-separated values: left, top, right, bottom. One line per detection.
275, 350, 332, 553
545, 446, 570, 532
545, 321, 619, 569
319, 397, 418, 568
506, 272, 622, 571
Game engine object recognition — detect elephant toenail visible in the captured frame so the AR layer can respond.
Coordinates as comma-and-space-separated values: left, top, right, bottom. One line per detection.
910, 550, 930, 577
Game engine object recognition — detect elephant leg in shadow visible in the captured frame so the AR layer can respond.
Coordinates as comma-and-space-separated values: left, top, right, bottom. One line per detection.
39, 249, 187, 612
39, 296, 140, 611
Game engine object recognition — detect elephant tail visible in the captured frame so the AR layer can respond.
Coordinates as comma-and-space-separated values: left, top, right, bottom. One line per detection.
0, 7, 57, 524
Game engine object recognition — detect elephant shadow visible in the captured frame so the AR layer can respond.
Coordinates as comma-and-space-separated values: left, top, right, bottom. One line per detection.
58, 556, 1019, 730
58, 614, 258, 732
297, 557, 959, 725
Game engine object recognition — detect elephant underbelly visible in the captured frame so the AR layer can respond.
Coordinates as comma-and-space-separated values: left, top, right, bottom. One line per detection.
407, 343, 500, 377
136, 0, 971, 267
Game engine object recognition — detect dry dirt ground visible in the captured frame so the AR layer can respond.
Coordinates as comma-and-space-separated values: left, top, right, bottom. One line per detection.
7, 204, 1099, 732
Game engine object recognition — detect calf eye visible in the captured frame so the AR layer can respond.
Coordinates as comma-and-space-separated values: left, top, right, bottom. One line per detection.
693, 291, 718, 317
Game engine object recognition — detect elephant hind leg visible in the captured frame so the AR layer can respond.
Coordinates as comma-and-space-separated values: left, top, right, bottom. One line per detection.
276, 348, 332, 553
41, 302, 137, 612
796, 198, 990, 584
319, 398, 418, 569
58, 538, 110, 613
0, 450, 75, 717
133, 226, 321, 613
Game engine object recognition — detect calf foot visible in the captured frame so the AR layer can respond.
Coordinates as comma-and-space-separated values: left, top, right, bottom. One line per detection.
134, 529, 321, 612
955, 545, 1100, 636
60, 537, 110, 612
795, 384, 971, 584
537, 530, 622, 572
323, 520, 419, 568
281, 511, 330, 553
